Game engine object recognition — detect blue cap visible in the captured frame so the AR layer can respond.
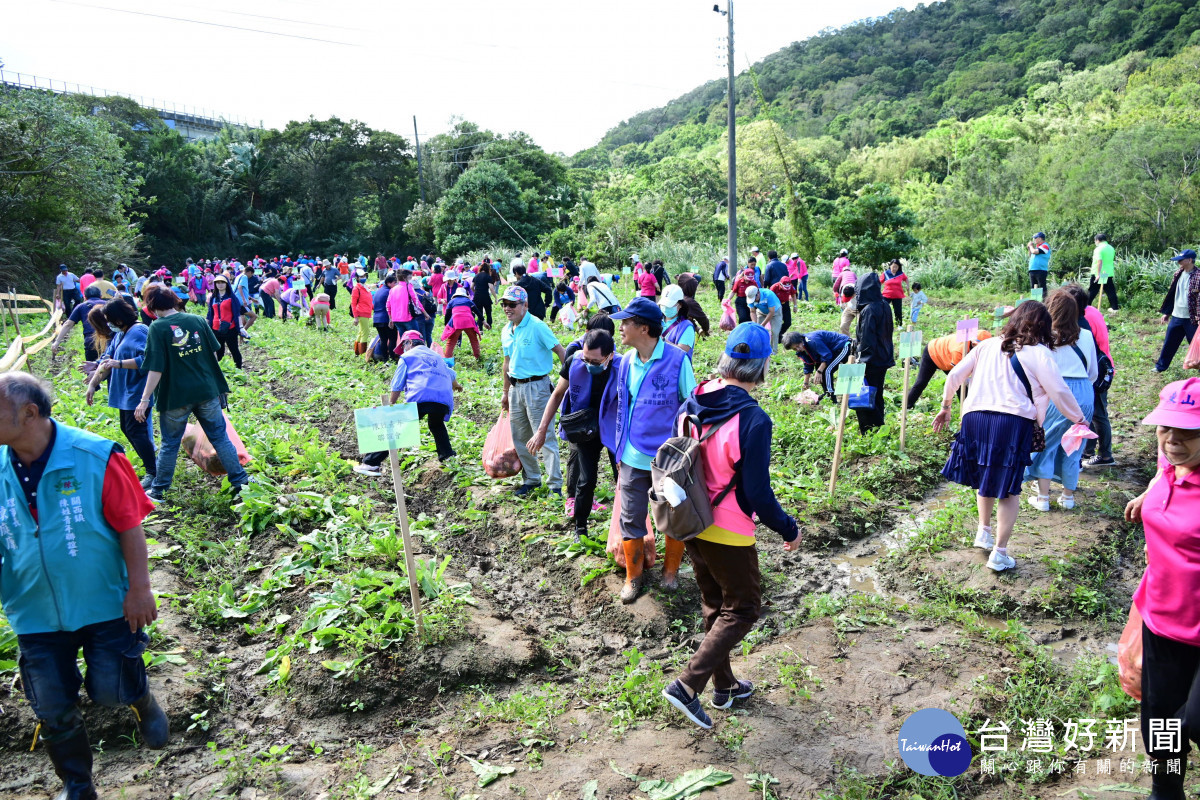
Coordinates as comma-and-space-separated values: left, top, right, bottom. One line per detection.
1171, 249, 1197, 262
1034, 232, 1046, 240
59, 264, 68, 270
726, 322, 772, 359
544, 251, 551, 256
610, 297, 664, 322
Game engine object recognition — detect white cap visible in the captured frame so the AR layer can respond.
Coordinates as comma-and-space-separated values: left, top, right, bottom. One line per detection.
790, 253, 799, 259
631, 253, 640, 261
750, 245, 760, 253
659, 284, 685, 309
745, 285, 759, 299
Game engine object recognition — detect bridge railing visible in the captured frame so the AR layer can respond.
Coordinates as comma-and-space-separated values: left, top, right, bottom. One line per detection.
0, 69, 259, 129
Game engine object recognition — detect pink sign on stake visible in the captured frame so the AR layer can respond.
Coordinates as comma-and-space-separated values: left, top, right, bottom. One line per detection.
956, 318, 979, 343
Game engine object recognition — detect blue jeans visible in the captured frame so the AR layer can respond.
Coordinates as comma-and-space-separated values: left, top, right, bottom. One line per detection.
1156, 316, 1196, 372
798, 274, 809, 301
152, 396, 248, 492
18, 618, 148, 739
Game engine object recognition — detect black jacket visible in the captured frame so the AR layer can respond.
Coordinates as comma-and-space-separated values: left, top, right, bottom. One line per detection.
854, 272, 895, 368
1159, 267, 1200, 323
518, 275, 553, 318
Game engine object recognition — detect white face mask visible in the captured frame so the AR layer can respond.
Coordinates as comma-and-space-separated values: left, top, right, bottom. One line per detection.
108, 323, 121, 334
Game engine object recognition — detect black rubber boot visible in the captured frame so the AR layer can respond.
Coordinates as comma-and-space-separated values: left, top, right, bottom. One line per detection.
130, 691, 170, 749
1149, 766, 1186, 800
44, 727, 97, 800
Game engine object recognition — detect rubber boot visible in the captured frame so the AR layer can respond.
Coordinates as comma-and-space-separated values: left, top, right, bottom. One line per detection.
44, 727, 97, 800
620, 538, 645, 604
660, 536, 685, 591
1149, 766, 1186, 800
130, 691, 170, 749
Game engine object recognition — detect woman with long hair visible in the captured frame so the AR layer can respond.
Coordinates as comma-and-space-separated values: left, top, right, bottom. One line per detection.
206, 274, 244, 369
1023, 290, 1098, 510
934, 301, 1088, 572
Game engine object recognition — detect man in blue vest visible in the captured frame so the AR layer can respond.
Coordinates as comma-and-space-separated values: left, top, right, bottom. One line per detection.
604, 298, 697, 603
0, 373, 168, 800
356, 331, 462, 475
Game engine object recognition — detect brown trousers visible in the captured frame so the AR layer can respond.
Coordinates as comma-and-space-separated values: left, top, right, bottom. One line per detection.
679, 538, 761, 694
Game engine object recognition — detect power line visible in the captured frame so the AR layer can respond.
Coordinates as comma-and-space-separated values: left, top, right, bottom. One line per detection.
43, 0, 357, 46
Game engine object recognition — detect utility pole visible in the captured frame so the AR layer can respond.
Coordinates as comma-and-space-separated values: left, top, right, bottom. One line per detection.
715, 2, 737, 274
413, 115, 426, 204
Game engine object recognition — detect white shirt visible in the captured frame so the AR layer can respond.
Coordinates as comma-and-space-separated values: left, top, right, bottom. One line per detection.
1049, 329, 1098, 383
56, 273, 78, 290
944, 337, 1085, 424
579, 261, 601, 285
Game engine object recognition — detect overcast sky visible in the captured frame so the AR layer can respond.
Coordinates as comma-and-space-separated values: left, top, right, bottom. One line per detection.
5, 0, 928, 154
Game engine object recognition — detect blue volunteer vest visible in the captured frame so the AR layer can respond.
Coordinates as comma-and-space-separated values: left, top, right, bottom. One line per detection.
559, 357, 617, 449
609, 342, 687, 460
401, 346, 455, 414
0, 422, 128, 635
663, 319, 695, 359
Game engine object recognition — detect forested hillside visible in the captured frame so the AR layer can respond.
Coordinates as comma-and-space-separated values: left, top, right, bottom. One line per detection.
575, 0, 1200, 166
2, 0, 1199, 286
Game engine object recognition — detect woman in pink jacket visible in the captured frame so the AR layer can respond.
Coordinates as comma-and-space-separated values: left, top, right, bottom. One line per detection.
386, 269, 430, 339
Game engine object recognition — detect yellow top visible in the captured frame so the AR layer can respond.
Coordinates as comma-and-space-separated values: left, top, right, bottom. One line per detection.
696, 524, 755, 547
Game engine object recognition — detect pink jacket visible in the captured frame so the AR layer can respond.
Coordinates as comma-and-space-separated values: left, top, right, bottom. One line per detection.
387, 282, 421, 322
1084, 306, 1114, 368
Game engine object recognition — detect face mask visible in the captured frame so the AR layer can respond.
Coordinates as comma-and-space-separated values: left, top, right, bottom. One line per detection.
585, 361, 609, 375
107, 323, 121, 334
663, 306, 679, 320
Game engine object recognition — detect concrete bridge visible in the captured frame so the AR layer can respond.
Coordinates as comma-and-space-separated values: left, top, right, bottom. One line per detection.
0, 70, 257, 142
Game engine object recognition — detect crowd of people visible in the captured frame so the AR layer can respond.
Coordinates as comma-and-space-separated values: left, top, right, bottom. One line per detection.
9, 233, 1200, 796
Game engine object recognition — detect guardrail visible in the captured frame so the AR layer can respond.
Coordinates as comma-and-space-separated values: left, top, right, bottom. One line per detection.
0, 69, 259, 129
0, 292, 63, 373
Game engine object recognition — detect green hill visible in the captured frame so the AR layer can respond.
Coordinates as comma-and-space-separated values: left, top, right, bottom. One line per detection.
573, 0, 1200, 168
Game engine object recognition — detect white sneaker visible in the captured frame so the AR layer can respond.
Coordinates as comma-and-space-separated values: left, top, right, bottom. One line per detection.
987, 550, 1017, 572
353, 464, 382, 476
973, 526, 994, 550
1027, 495, 1050, 512
1056, 494, 1076, 510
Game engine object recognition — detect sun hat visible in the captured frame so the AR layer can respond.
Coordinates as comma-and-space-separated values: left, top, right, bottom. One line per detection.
1171, 249, 1197, 262
59, 264, 68, 271
501, 285, 528, 303
659, 284, 685, 310
1143, 378, 1200, 429
726, 322, 772, 359
399, 330, 424, 343
213, 274, 229, 283
611, 297, 664, 322
453, 287, 468, 298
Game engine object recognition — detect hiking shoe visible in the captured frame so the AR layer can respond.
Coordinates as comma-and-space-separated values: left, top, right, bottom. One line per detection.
564, 497, 576, 517
140, 474, 155, 490
987, 550, 1017, 572
146, 489, 164, 504
662, 680, 712, 729
1027, 494, 1050, 512
1056, 494, 1076, 510
711, 679, 754, 710
514, 483, 539, 498
1083, 455, 1115, 468
973, 525, 994, 550
354, 464, 382, 476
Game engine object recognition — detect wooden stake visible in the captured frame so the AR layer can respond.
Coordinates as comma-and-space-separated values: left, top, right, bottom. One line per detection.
828, 355, 855, 494
959, 340, 968, 404
7, 290, 21, 337
382, 392, 424, 640
900, 324, 913, 452
1094, 273, 1105, 310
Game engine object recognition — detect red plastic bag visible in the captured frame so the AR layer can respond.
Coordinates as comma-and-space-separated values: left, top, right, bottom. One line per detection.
719, 300, 736, 332
1118, 603, 1143, 700
606, 482, 656, 569
1185, 332, 1200, 369
181, 411, 252, 476
482, 412, 522, 479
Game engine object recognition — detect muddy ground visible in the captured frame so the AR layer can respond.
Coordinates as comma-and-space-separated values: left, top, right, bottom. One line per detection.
0, 297, 1185, 800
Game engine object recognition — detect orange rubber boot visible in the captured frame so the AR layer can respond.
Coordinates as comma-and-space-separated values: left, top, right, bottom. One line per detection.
620, 538, 645, 604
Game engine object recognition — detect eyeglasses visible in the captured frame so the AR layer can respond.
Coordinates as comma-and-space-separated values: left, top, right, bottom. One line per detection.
581, 356, 609, 367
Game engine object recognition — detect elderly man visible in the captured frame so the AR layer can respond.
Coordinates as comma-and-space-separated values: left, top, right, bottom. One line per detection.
501, 286, 567, 497
0, 373, 167, 800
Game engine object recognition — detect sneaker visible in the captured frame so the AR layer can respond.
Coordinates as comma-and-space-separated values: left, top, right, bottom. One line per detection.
987, 550, 1017, 572
973, 525, 994, 550
1027, 495, 1050, 512
1083, 455, 1115, 468
662, 680, 713, 729
592, 501, 608, 512
354, 464, 382, 476
711, 679, 755, 710
1056, 494, 1076, 510
514, 483, 538, 498
146, 489, 164, 504
564, 497, 576, 517
140, 474, 155, 490
548, 488, 562, 499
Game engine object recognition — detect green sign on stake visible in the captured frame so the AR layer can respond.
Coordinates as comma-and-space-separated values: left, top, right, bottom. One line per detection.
355, 403, 420, 453
834, 363, 866, 395
898, 330, 923, 359
1031, 287, 1044, 302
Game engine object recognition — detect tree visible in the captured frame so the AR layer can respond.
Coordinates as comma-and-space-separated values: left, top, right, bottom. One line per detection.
826, 184, 919, 266
433, 164, 539, 254
1097, 124, 1200, 248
